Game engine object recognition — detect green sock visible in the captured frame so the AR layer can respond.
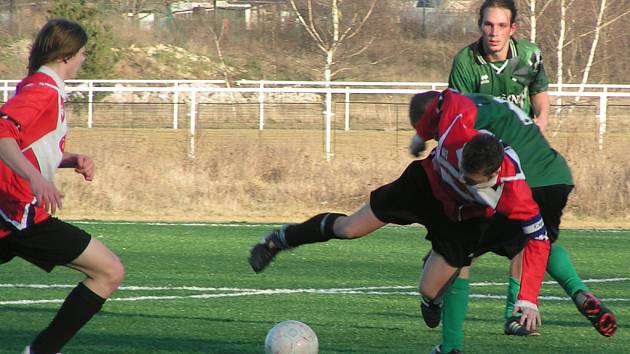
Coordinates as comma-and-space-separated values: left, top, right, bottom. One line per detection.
441, 277, 470, 353
546, 244, 589, 298
504, 277, 520, 320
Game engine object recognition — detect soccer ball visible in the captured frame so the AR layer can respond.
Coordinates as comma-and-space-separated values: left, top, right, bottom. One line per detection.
264, 320, 319, 354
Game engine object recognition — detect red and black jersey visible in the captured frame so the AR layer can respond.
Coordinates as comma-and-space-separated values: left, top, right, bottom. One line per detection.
0, 67, 67, 237
417, 93, 549, 307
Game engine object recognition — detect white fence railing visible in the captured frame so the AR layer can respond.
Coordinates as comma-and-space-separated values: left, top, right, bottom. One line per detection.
2, 79, 629, 158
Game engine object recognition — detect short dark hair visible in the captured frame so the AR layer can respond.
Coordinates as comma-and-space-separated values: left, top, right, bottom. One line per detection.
461, 134, 504, 176
28, 19, 88, 75
478, 0, 518, 28
409, 91, 439, 128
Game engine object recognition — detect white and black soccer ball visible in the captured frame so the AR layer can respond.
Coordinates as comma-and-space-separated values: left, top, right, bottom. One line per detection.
264, 320, 319, 354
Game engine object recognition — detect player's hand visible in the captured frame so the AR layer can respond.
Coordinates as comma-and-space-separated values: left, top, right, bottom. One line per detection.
29, 174, 63, 214
409, 135, 426, 157
74, 154, 94, 181
514, 301, 542, 332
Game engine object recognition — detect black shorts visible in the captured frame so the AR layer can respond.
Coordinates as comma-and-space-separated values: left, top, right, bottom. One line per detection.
0, 217, 92, 272
532, 184, 573, 242
370, 160, 526, 267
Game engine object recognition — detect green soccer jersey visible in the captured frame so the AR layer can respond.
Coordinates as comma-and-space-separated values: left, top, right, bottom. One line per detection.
449, 38, 549, 118
467, 93, 573, 187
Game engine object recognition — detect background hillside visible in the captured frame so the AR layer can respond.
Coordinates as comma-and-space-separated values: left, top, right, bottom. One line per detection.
1, 0, 628, 84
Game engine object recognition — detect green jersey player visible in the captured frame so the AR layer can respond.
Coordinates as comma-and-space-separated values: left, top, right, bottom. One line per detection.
448, 0, 550, 133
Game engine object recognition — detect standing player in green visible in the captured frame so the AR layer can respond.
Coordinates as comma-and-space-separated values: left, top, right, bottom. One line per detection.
448, 0, 549, 133
409, 90, 617, 354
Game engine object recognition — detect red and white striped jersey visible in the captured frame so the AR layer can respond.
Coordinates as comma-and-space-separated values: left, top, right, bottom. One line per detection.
0, 67, 67, 237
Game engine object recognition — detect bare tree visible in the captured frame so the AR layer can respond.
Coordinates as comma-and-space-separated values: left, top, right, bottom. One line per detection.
288, 0, 378, 159
288, 0, 378, 82
574, 0, 630, 100
208, 17, 232, 87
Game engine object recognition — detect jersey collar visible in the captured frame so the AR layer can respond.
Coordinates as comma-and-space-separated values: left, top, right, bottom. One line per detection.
37, 66, 67, 100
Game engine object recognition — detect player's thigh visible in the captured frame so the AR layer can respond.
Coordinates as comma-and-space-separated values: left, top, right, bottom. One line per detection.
420, 250, 460, 298
335, 203, 386, 238
1, 217, 91, 272
68, 237, 124, 281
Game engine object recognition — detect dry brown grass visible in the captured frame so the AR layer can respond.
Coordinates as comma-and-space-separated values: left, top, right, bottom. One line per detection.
55, 125, 630, 228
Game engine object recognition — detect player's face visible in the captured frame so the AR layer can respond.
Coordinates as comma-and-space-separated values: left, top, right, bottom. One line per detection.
480, 7, 517, 61
460, 168, 500, 190
65, 46, 87, 79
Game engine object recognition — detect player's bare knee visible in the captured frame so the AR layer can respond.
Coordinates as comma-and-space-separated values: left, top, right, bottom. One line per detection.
100, 258, 125, 291
334, 220, 364, 239
419, 284, 439, 300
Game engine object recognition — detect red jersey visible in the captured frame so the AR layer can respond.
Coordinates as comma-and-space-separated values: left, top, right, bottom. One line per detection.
416, 91, 549, 308
0, 67, 67, 237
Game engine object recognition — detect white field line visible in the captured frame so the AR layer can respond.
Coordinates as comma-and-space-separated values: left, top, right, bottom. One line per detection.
68, 220, 630, 232
1, 278, 628, 306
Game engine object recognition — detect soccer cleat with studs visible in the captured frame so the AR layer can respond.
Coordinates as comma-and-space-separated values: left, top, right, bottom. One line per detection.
573, 291, 617, 337
421, 295, 442, 328
504, 316, 541, 336
248, 228, 285, 273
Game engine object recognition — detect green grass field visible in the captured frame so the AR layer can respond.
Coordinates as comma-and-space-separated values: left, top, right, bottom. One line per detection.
0, 222, 627, 354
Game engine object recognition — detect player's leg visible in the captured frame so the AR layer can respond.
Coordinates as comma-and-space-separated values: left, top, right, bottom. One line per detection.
439, 265, 471, 354
420, 250, 470, 353
249, 160, 430, 273
534, 185, 617, 336
6, 218, 123, 354
249, 203, 385, 272
31, 229, 124, 353
504, 251, 522, 323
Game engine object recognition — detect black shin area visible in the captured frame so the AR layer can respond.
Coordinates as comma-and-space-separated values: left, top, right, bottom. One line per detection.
31, 282, 106, 354
284, 213, 346, 247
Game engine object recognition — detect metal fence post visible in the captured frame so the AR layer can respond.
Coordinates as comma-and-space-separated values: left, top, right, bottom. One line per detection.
173, 82, 179, 129
258, 82, 265, 130
188, 89, 197, 158
87, 81, 93, 128
344, 86, 350, 131
325, 85, 333, 160
598, 89, 607, 149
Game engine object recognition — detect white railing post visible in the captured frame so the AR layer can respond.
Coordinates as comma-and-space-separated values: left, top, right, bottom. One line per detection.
325, 85, 333, 160
344, 86, 350, 131
173, 82, 179, 129
189, 89, 197, 136
598, 89, 607, 149
188, 89, 197, 158
87, 81, 93, 128
258, 81, 265, 130
3, 81, 8, 102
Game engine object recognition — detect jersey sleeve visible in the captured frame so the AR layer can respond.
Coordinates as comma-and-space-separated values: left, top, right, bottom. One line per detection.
0, 84, 56, 134
448, 50, 477, 94
517, 228, 550, 306
496, 164, 550, 307
0, 117, 21, 140
527, 46, 549, 96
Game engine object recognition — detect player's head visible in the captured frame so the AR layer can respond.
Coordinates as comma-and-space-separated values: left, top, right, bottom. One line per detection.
409, 91, 439, 128
478, 0, 518, 58
460, 134, 503, 188
28, 19, 88, 77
